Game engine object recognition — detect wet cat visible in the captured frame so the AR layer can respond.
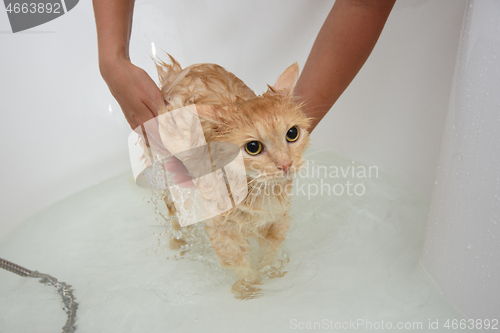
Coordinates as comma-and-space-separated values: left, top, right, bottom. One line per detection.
156, 55, 310, 299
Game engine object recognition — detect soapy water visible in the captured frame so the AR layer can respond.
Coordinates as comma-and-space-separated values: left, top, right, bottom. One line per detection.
142, 160, 220, 265
0, 149, 479, 332
142, 158, 289, 280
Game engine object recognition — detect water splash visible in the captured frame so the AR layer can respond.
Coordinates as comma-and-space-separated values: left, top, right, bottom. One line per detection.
144, 160, 223, 271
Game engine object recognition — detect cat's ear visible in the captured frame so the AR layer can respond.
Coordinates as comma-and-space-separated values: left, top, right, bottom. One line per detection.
269, 62, 300, 95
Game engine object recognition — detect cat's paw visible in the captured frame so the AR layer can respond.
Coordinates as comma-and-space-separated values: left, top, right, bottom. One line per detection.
268, 268, 287, 279
169, 237, 187, 250
231, 280, 262, 300
258, 253, 289, 279
259, 263, 287, 279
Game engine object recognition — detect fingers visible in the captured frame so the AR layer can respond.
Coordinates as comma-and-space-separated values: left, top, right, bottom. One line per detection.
134, 65, 164, 119
126, 67, 169, 153
137, 115, 171, 157
142, 81, 164, 118
104, 59, 164, 130
164, 157, 196, 188
173, 174, 196, 188
164, 156, 190, 175
128, 102, 156, 131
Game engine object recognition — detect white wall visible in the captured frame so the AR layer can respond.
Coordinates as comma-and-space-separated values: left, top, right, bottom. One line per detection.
423, 0, 500, 327
0, 0, 464, 237
134, 0, 467, 199
312, 0, 466, 198
0, 1, 132, 240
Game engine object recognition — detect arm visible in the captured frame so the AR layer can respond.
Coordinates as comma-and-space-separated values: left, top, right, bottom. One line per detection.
93, 1, 197, 188
92, 0, 164, 130
294, 0, 396, 132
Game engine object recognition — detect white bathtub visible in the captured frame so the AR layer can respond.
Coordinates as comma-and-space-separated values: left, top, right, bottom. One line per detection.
0, 0, 498, 330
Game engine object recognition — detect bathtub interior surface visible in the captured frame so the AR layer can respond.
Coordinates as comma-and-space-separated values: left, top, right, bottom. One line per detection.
0, 150, 476, 332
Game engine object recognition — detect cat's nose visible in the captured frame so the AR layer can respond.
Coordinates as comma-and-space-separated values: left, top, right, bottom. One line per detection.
277, 162, 292, 174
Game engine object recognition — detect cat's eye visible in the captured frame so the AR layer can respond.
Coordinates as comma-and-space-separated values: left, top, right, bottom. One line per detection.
286, 126, 300, 142
245, 141, 263, 156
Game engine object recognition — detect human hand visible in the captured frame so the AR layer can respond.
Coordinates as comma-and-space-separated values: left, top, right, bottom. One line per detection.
100, 57, 197, 188
92, 0, 194, 188
100, 57, 165, 130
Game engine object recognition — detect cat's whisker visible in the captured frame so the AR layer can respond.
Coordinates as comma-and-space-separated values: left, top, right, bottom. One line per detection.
248, 182, 264, 211
302, 149, 333, 159
300, 163, 336, 177
300, 102, 335, 114
306, 162, 341, 169
301, 174, 321, 185
246, 177, 262, 187
299, 169, 323, 187
248, 178, 265, 195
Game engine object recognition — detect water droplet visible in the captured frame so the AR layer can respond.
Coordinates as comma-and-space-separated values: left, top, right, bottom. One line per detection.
151, 42, 157, 58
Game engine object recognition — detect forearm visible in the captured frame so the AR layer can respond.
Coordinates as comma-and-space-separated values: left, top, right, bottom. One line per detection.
92, 0, 164, 129
294, 0, 396, 132
92, 0, 135, 71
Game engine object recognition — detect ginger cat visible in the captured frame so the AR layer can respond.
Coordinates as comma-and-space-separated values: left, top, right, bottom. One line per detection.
156, 55, 310, 299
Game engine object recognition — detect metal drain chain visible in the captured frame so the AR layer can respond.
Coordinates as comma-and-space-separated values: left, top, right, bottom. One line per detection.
0, 257, 78, 333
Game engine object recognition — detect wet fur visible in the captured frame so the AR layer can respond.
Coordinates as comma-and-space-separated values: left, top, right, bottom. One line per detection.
157, 55, 310, 299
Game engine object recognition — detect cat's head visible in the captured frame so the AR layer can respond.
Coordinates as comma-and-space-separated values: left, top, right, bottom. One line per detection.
200, 63, 311, 183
